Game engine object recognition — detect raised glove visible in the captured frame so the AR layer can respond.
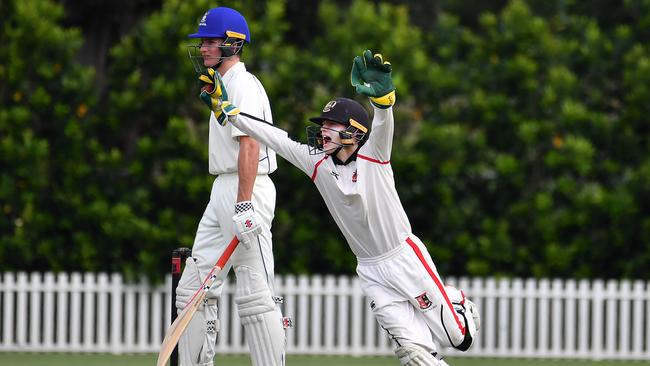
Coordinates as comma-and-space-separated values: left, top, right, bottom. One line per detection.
232, 201, 262, 249
198, 68, 241, 125
351, 49, 396, 108
198, 68, 239, 125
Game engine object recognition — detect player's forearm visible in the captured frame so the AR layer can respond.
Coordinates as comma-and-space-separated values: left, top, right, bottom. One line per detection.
367, 106, 394, 159
237, 136, 259, 202
232, 115, 312, 174
232, 115, 284, 153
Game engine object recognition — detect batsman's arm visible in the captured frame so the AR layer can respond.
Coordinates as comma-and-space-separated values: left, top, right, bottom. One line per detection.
223, 75, 261, 202
236, 136, 259, 202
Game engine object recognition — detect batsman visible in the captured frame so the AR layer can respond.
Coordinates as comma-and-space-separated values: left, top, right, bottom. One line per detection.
176, 6, 286, 366
204, 49, 481, 365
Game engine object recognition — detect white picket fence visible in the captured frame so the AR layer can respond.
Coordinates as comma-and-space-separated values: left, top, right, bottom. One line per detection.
0, 273, 649, 360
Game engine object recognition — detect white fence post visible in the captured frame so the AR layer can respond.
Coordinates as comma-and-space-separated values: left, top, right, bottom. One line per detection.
550, 278, 563, 357
592, 280, 604, 360
16, 272, 28, 347
511, 278, 523, 357
484, 277, 496, 355
605, 279, 617, 358
110, 273, 122, 354
323, 275, 336, 354
497, 278, 509, 356
97, 273, 109, 351
632, 280, 645, 359
537, 279, 549, 356
524, 278, 536, 357
43, 273, 55, 351
336, 275, 350, 355
56, 273, 69, 351
564, 279, 577, 357
2, 273, 15, 349
350, 276, 363, 356
311, 275, 323, 352
645, 281, 650, 360
619, 280, 631, 358
28, 272, 41, 348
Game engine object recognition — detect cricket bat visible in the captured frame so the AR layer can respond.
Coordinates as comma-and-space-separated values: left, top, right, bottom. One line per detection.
157, 236, 239, 366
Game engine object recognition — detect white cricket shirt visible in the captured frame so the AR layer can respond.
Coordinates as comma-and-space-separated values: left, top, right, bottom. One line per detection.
232, 105, 412, 258
208, 62, 277, 175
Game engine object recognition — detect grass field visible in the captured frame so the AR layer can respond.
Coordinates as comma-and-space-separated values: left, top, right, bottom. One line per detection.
2, 353, 647, 366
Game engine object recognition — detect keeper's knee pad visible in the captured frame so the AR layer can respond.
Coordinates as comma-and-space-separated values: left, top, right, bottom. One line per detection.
234, 265, 286, 366
395, 343, 446, 366
176, 258, 221, 366
438, 285, 480, 352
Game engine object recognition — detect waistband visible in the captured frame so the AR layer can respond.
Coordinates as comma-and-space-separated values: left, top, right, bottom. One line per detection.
357, 242, 407, 265
214, 172, 272, 180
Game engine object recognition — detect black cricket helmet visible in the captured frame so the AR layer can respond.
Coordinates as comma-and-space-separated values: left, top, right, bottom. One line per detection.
306, 98, 370, 154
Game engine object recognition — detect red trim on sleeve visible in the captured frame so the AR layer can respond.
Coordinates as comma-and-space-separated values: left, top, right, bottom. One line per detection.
311, 156, 329, 181
405, 237, 466, 335
357, 154, 390, 165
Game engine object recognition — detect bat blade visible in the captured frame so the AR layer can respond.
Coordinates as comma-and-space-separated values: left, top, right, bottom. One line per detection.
156, 236, 239, 366
157, 289, 208, 366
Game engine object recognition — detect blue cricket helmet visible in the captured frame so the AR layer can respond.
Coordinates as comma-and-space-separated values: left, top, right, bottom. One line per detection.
188, 7, 250, 43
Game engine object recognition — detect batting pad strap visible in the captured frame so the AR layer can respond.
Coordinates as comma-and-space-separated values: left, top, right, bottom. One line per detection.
198, 299, 219, 366
179, 298, 220, 366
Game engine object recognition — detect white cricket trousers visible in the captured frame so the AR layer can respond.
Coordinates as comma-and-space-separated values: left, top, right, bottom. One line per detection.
357, 235, 467, 353
177, 173, 280, 366
191, 173, 277, 295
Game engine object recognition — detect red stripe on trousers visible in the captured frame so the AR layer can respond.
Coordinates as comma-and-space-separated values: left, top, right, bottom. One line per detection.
405, 237, 466, 335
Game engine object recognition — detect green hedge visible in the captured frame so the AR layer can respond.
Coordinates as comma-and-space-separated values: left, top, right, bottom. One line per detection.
2, 0, 649, 281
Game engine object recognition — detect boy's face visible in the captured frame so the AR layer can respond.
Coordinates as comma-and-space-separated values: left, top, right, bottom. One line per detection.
320, 121, 348, 154
199, 38, 225, 68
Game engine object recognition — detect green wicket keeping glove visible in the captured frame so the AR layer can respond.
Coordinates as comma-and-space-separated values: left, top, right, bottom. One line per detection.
351, 50, 396, 109
198, 68, 234, 126
220, 100, 240, 124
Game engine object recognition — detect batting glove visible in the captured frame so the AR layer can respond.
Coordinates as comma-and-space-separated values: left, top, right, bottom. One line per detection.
232, 201, 262, 249
198, 68, 239, 126
351, 50, 396, 109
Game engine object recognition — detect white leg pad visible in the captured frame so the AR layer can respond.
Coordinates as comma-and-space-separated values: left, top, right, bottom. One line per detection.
177, 258, 221, 366
440, 286, 479, 352
395, 343, 446, 366
234, 266, 286, 366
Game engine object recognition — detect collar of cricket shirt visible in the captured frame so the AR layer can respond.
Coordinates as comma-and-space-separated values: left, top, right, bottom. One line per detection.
332, 149, 359, 166
221, 61, 246, 85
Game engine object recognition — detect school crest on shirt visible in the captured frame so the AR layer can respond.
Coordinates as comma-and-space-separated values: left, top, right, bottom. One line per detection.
415, 292, 433, 310
352, 169, 358, 182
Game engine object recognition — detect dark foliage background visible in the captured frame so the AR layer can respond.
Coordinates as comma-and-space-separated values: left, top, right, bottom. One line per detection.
2, 0, 649, 282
